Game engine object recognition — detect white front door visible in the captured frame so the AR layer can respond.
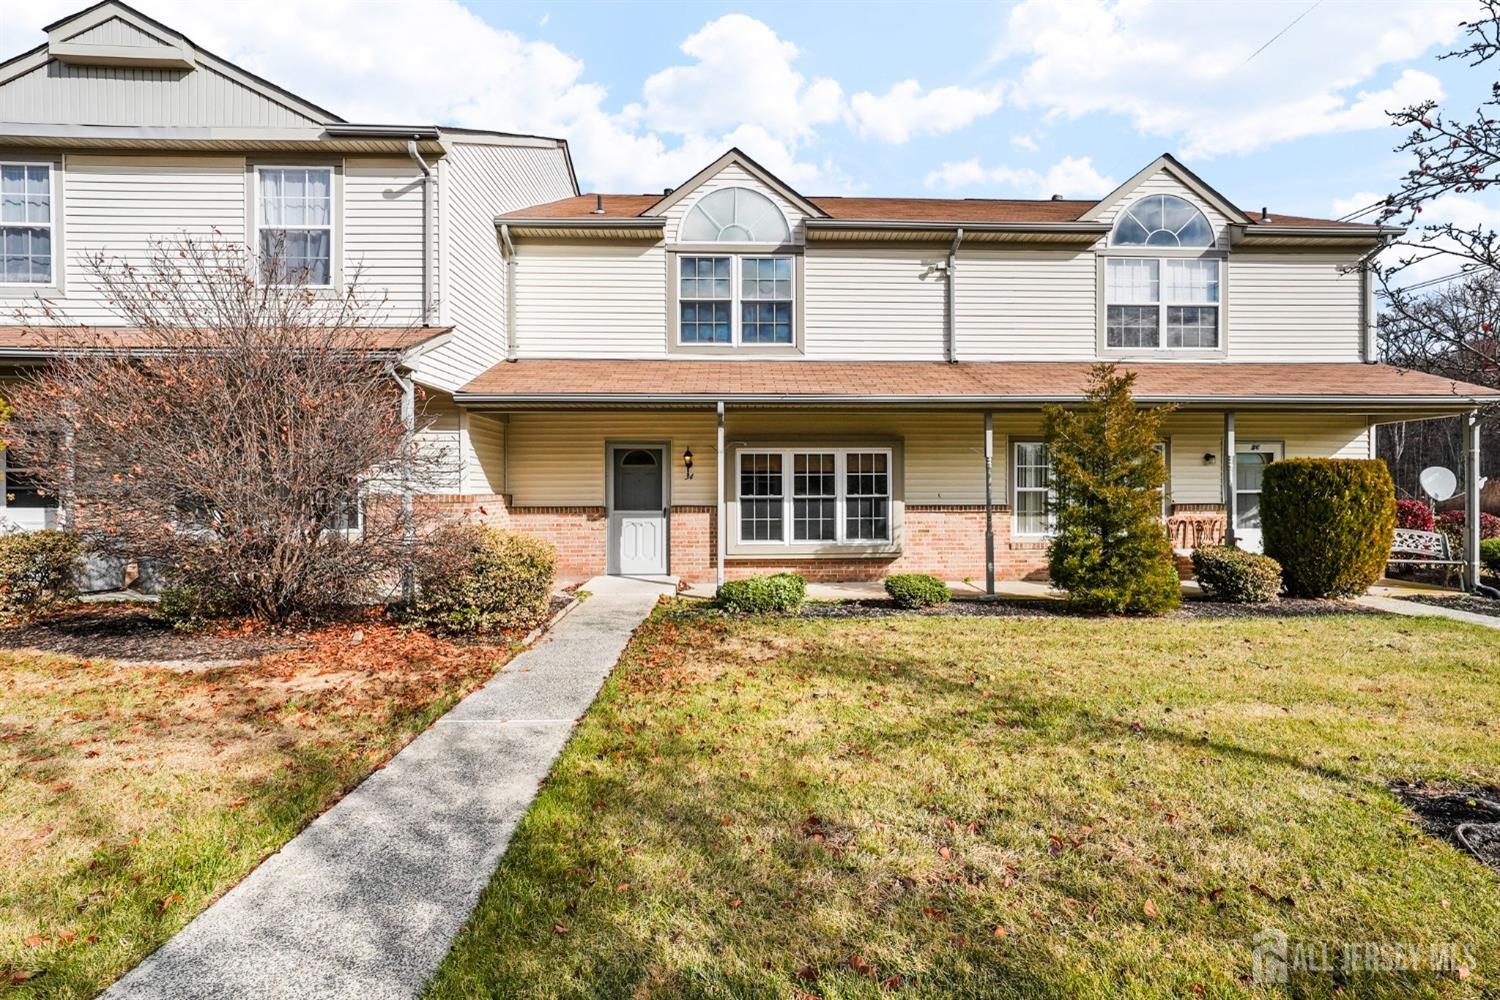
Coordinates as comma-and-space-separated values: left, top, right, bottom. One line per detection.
609, 447, 667, 575
1234, 441, 1284, 553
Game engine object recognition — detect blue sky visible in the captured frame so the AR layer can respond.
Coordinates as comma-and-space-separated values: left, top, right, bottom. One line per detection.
2, 0, 1495, 225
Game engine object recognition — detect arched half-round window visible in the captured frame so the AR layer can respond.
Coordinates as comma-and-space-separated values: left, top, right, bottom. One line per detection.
1111, 194, 1214, 248
680, 187, 791, 243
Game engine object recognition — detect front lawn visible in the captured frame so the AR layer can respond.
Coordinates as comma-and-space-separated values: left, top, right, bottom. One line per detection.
430, 609, 1500, 999
1, 618, 517, 998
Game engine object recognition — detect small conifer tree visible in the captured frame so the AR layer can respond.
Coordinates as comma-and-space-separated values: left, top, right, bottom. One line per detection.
1042, 364, 1180, 614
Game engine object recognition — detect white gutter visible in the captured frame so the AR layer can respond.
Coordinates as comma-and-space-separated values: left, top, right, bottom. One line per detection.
946, 228, 964, 363
406, 140, 435, 327
453, 392, 1500, 408
499, 223, 517, 361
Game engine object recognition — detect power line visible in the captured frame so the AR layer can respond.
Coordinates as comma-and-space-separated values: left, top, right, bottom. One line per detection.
1246, 0, 1324, 63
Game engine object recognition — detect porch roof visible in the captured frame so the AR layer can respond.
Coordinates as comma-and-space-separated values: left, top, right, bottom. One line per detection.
0, 325, 452, 358
455, 359, 1500, 411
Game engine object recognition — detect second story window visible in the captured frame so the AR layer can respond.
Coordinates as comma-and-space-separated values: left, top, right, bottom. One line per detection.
1, 163, 52, 286
676, 187, 795, 348
257, 167, 332, 286
1105, 194, 1220, 352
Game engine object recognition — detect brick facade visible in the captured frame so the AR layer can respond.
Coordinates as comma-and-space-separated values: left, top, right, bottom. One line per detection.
434, 494, 1054, 584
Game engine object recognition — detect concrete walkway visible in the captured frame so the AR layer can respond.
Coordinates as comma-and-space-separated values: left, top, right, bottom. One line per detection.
105, 576, 673, 1000
1355, 593, 1500, 630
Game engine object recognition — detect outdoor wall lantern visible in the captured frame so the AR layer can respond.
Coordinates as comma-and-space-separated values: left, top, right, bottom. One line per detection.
683, 446, 695, 479
1202, 452, 1217, 466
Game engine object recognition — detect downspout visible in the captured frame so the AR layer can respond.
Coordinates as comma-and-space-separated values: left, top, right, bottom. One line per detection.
1358, 234, 1393, 364
499, 223, 518, 361
946, 228, 964, 363
406, 141, 434, 327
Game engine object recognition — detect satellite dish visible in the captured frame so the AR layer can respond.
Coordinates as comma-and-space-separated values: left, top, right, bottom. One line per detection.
1420, 466, 1458, 502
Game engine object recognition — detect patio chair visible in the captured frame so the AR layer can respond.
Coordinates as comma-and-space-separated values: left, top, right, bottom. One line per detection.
1388, 528, 1467, 586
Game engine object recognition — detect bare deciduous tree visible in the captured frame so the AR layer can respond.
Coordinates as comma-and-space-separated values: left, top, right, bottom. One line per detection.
1377, 0, 1500, 377
5, 235, 452, 621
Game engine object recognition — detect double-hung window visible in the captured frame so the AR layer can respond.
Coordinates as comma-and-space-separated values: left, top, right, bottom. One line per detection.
676, 185, 795, 348
1105, 258, 1220, 349
678, 254, 794, 346
1012, 442, 1053, 537
1, 163, 53, 286
2, 444, 56, 510
738, 448, 891, 546
257, 166, 333, 286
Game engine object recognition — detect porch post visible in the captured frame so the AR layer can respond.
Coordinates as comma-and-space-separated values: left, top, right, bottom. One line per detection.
1223, 410, 1237, 547
398, 372, 416, 605
716, 401, 725, 590
983, 411, 995, 596
1467, 409, 1482, 591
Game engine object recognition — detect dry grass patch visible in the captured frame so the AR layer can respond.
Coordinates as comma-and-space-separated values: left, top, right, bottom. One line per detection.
429, 610, 1500, 1000
1, 618, 517, 997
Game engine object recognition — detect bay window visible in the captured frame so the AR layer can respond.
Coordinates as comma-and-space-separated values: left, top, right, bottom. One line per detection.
257, 166, 333, 286
738, 448, 891, 546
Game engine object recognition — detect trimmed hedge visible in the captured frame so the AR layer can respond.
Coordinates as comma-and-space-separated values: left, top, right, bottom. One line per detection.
884, 573, 951, 609
410, 526, 557, 634
1191, 545, 1282, 603
0, 530, 82, 621
1395, 499, 1435, 533
715, 573, 806, 613
1482, 537, 1500, 577
1260, 459, 1395, 598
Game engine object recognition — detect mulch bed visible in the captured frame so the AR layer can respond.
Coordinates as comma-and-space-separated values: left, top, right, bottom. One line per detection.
1392, 781, 1500, 872
0, 603, 310, 664
1401, 594, 1500, 619
0, 591, 578, 665
789, 596, 1382, 620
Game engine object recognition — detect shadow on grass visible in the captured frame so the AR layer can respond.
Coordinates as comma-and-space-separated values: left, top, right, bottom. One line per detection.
430, 615, 1500, 999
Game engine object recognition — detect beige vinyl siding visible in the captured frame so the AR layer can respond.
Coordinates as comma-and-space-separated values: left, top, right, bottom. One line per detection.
725, 410, 986, 504
61, 15, 170, 46
464, 413, 507, 495
342, 159, 429, 326
43, 154, 246, 323
1227, 253, 1363, 362
958, 249, 1097, 360
802, 248, 947, 360
413, 392, 463, 493
0, 61, 321, 127
661, 162, 806, 244
1163, 412, 1223, 504
513, 242, 668, 358
504, 411, 717, 505
419, 140, 575, 391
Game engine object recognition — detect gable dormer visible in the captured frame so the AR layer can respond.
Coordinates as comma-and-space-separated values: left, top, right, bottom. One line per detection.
1082, 154, 1250, 252
652, 149, 824, 246
0, 1, 338, 129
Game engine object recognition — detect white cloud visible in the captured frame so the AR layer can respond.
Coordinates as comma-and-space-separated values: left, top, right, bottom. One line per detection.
1011, 133, 1040, 153
632, 15, 843, 142
0, 0, 852, 193
925, 155, 1116, 197
998, 0, 1468, 159
848, 80, 1004, 143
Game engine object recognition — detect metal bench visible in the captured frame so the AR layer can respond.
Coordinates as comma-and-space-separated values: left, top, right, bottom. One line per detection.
1389, 528, 1466, 583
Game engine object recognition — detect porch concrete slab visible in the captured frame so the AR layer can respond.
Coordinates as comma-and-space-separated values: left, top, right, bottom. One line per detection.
103, 575, 670, 1000
1355, 593, 1500, 630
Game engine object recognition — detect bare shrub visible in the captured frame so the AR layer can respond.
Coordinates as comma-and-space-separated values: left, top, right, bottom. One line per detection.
5, 235, 454, 621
